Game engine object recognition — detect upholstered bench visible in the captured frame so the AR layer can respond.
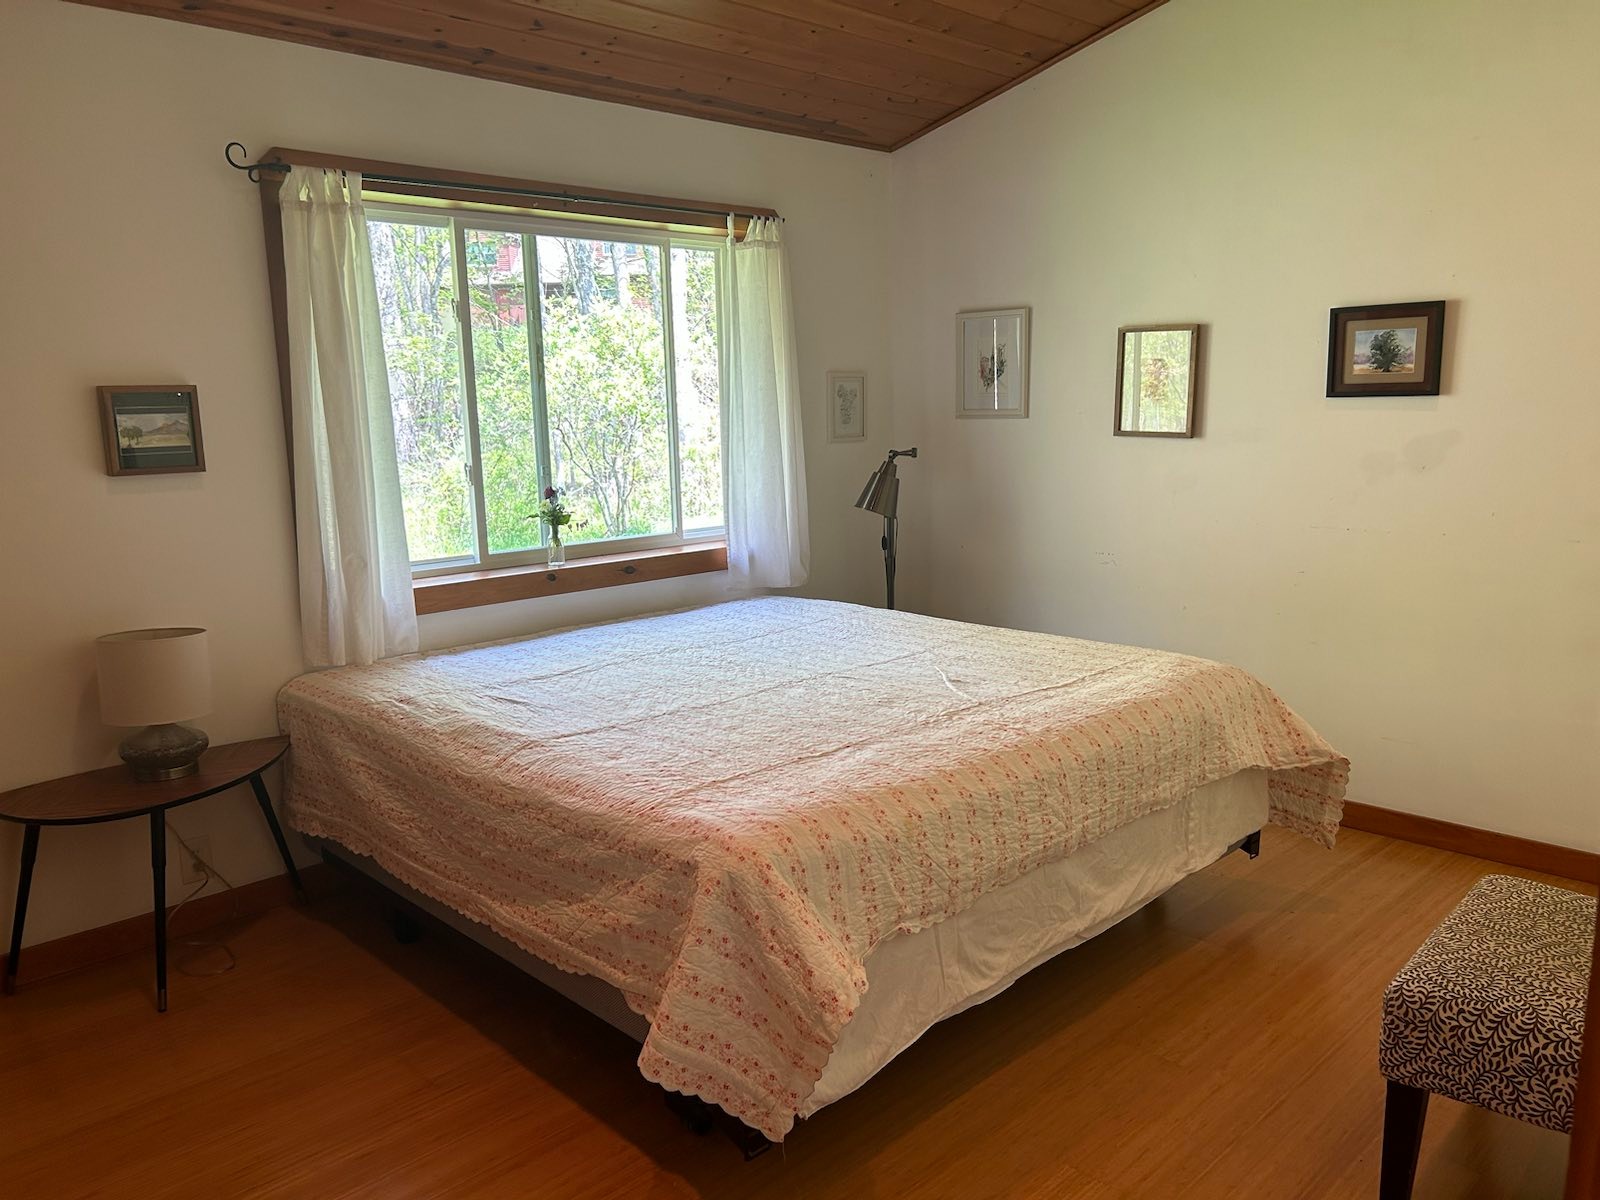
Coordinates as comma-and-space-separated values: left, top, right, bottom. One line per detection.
1377, 873, 1595, 1199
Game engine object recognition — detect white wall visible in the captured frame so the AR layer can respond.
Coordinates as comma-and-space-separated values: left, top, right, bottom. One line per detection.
890, 0, 1600, 849
0, 0, 893, 946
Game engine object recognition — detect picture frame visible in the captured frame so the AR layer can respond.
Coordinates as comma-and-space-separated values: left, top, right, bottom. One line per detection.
97, 385, 206, 476
1326, 301, 1446, 397
957, 307, 1029, 418
1115, 324, 1200, 438
826, 370, 867, 442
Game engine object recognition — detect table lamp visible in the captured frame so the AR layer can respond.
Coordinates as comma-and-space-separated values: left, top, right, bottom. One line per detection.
854, 447, 918, 610
95, 628, 212, 780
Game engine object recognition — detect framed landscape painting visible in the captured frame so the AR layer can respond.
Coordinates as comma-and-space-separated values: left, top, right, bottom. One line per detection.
98, 385, 206, 475
1326, 301, 1446, 397
957, 307, 1029, 418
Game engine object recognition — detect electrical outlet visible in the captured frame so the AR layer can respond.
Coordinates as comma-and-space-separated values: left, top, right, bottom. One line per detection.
179, 835, 213, 885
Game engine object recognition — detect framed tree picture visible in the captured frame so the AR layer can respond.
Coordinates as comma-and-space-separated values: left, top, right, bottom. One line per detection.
1326, 301, 1446, 397
957, 307, 1029, 418
97, 385, 206, 476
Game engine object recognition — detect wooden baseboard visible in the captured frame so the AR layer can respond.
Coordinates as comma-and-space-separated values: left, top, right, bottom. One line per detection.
1341, 802, 1599, 885
1, 861, 338, 988
8, 810, 1590, 988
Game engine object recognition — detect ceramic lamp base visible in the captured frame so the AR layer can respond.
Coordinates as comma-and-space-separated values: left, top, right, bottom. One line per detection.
119, 722, 209, 781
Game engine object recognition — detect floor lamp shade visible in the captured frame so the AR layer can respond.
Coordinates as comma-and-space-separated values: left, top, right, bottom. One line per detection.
96, 628, 212, 726
855, 462, 900, 519
95, 628, 212, 780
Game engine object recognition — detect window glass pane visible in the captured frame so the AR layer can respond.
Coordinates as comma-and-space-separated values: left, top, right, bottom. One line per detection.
536, 236, 673, 543
671, 245, 724, 532
465, 229, 543, 554
367, 218, 474, 562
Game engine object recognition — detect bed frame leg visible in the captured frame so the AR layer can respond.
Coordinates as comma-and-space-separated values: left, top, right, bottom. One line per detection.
665, 1092, 715, 1136
387, 906, 423, 944
664, 1092, 774, 1159
730, 1123, 774, 1161
1240, 830, 1261, 859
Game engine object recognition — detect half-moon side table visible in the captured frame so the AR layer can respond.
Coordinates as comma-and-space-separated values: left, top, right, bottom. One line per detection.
0, 736, 299, 1011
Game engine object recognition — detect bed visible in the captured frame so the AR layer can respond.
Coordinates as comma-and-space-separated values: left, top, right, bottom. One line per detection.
277, 597, 1348, 1143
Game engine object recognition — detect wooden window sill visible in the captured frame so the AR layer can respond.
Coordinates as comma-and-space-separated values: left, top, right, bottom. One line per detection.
412, 542, 728, 615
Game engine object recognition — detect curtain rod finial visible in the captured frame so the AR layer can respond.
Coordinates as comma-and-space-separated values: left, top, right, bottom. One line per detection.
224, 142, 288, 184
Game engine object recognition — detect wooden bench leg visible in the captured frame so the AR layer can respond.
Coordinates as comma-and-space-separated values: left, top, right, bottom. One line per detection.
1379, 1081, 1429, 1200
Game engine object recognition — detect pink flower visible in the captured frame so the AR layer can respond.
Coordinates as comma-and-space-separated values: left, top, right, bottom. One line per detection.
543, 486, 558, 500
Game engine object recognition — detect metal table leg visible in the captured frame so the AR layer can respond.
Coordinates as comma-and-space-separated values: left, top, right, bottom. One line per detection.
4, 824, 40, 995
250, 774, 305, 901
150, 811, 167, 1013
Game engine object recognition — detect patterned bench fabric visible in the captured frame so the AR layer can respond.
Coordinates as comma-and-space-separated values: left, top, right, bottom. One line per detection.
1379, 873, 1594, 1133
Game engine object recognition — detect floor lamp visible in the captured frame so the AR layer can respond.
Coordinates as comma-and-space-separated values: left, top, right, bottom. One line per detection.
854, 448, 918, 610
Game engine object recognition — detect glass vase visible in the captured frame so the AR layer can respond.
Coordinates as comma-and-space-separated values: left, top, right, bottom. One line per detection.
548, 530, 566, 567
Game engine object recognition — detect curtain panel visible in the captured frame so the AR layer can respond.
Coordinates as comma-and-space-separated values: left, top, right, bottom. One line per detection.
279, 167, 418, 668
726, 217, 810, 590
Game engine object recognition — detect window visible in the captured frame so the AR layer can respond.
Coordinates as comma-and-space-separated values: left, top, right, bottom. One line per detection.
367, 209, 727, 572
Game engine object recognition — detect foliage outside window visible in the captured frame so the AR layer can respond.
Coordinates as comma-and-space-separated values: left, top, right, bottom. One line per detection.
367, 209, 727, 571
1121, 328, 1192, 433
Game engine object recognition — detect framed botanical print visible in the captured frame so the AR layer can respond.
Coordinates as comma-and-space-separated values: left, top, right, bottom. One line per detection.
1115, 324, 1200, 438
98, 385, 206, 475
957, 307, 1029, 418
826, 370, 866, 442
1326, 301, 1446, 397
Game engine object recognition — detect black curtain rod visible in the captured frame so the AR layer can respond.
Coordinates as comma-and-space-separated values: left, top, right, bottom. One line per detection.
224, 143, 775, 223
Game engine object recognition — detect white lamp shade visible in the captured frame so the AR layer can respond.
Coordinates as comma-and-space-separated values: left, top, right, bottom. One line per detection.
96, 628, 212, 727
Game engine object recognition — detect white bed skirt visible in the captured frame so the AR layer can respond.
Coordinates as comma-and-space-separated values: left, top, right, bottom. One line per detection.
311, 769, 1266, 1121
804, 768, 1267, 1113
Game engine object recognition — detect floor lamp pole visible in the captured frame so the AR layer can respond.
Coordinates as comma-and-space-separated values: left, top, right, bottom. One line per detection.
882, 514, 898, 610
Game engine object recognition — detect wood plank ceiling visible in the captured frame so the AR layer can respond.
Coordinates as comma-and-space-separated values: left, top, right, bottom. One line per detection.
68, 0, 1171, 151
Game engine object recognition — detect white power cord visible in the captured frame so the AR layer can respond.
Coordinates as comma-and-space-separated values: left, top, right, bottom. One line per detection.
163, 822, 239, 978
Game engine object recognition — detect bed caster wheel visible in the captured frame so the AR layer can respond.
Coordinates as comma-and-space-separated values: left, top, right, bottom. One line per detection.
665, 1092, 715, 1136
388, 907, 422, 944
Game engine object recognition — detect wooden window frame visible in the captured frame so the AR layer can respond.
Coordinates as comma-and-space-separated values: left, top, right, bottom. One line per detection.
414, 541, 728, 615
254, 148, 770, 613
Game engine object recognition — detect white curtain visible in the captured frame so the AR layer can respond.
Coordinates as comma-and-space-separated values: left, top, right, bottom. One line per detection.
280, 167, 418, 668
726, 217, 809, 589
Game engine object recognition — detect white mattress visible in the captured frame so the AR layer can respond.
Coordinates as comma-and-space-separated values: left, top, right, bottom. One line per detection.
802, 769, 1268, 1113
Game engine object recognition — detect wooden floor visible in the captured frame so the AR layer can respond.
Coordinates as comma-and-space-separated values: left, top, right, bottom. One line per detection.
0, 827, 1585, 1199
